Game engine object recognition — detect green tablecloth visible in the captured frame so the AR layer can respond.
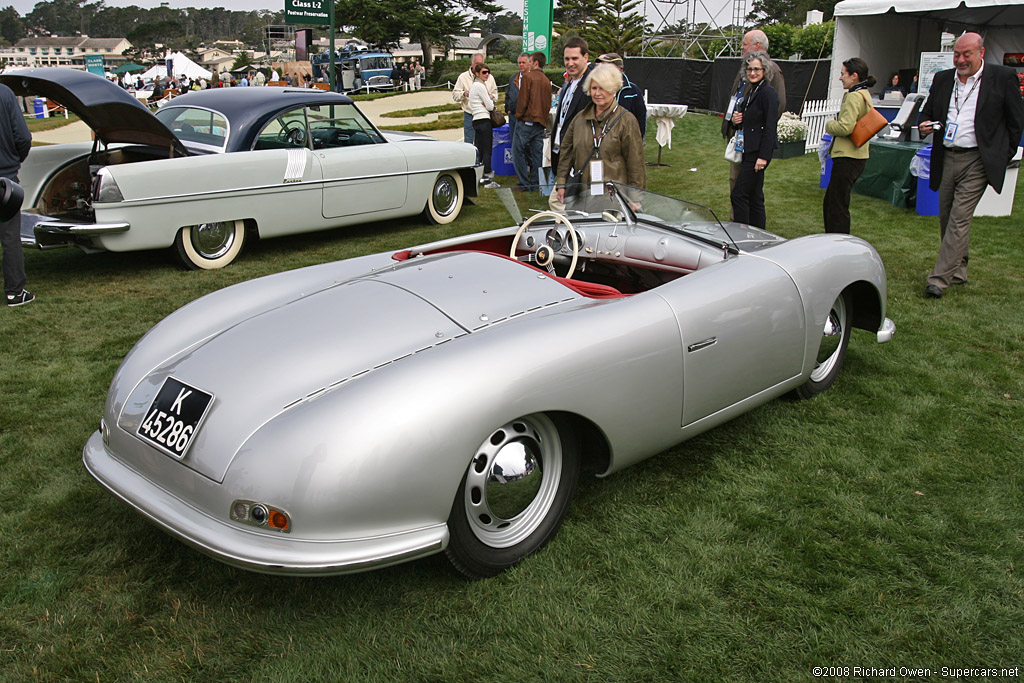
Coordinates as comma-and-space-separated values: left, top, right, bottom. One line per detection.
853, 139, 926, 209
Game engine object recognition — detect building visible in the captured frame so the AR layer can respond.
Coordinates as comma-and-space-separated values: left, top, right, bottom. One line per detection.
0, 36, 133, 69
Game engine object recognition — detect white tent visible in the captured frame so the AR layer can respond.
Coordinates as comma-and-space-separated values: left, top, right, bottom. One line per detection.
140, 52, 213, 82
830, 0, 1024, 98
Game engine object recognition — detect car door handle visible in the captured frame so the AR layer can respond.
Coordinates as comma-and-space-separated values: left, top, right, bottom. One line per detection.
687, 337, 717, 352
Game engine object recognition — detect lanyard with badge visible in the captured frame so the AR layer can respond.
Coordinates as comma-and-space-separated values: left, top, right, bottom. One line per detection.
587, 105, 622, 195
733, 80, 760, 153
945, 75, 981, 144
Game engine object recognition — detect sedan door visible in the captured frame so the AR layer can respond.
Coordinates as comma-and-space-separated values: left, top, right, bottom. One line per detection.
305, 103, 408, 219
657, 254, 806, 426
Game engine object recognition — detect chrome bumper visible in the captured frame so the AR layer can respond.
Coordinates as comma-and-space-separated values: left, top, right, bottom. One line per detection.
877, 317, 896, 343
34, 220, 130, 249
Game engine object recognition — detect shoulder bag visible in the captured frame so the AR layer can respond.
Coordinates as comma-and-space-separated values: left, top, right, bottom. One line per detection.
849, 90, 887, 147
490, 109, 506, 127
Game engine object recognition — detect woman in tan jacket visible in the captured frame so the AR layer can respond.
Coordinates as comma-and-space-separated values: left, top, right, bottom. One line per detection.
555, 64, 645, 207
824, 57, 877, 233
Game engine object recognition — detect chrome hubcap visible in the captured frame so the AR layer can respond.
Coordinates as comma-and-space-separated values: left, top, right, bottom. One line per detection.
464, 415, 561, 548
190, 221, 236, 259
810, 296, 846, 382
432, 175, 458, 217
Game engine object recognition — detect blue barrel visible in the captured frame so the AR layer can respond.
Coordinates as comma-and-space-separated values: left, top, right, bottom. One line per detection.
33, 97, 48, 119
916, 145, 939, 216
819, 134, 834, 189
491, 123, 515, 176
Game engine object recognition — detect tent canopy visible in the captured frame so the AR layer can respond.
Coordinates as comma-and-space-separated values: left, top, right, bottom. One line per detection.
114, 62, 146, 74
140, 52, 212, 82
829, 0, 1024, 98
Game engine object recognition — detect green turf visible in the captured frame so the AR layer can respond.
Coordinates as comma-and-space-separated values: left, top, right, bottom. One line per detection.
1, 113, 1022, 681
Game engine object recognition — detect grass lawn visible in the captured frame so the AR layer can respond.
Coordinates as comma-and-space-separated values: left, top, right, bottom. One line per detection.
1, 113, 1022, 681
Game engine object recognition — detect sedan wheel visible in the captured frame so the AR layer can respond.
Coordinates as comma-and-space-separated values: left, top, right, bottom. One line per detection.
446, 413, 579, 578
175, 220, 246, 270
794, 292, 851, 399
423, 171, 464, 225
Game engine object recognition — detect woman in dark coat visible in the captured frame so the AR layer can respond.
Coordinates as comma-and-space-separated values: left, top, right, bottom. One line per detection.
729, 51, 779, 230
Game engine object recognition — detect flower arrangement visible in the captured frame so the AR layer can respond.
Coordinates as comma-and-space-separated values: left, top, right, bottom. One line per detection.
777, 112, 808, 142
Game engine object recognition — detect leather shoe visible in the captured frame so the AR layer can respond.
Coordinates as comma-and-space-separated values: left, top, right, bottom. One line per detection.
924, 284, 943, 299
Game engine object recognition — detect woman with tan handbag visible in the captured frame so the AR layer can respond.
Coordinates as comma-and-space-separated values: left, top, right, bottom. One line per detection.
824, 57, 877, 234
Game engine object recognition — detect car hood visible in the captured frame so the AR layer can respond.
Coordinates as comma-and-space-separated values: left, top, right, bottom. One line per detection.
0, 68, 188, 155
119, 252, 579, 482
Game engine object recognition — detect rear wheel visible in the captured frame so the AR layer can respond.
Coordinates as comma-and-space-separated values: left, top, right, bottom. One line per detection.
175, 220, 246, 270
794, 292, 851, 399
446, 413, 580, 578
423, 171, 464, 224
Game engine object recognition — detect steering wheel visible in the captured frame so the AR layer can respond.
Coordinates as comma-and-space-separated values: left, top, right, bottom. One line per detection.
509, 211, 580, 280
279, 123, 306, 146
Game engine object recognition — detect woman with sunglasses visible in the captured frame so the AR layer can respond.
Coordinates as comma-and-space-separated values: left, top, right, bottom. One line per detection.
469, 62, 499, 187
729, 51, 779, 230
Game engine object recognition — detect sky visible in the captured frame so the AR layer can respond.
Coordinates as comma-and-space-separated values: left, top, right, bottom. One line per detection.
8, 0, 735, 32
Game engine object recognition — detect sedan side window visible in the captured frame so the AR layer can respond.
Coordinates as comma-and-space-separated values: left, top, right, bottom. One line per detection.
254, 108, 309, 150
306, 103, 384, 150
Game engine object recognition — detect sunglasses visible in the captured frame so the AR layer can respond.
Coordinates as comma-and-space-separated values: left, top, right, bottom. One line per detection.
481, 70, 490, 74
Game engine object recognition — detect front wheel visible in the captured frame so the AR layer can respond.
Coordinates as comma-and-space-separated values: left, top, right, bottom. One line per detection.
794, 292, 851, 399
174, 220, 247, 270
446, 413, 580, 578
423, 171, 464, 224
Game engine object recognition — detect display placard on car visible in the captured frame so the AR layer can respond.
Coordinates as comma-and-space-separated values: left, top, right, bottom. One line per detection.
136, 377, 214, 459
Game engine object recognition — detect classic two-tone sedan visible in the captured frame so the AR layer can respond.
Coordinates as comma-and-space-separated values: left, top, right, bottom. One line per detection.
84, 185, 896, 579
4, 68, 480, 269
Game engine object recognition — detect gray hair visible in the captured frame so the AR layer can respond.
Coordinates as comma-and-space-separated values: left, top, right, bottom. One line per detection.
745, 29, 769, 51
584, 63, 623, 96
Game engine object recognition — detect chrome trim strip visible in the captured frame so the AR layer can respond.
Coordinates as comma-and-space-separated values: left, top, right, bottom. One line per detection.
35, 221, 131, 235
877, 317, 896, 343
111, 166, 473, 205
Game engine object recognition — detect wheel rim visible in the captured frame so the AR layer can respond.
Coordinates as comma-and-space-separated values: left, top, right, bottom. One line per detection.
464, 415, 562, 548
431, 175, 459, 217
810, 295, 847, 382
190, 222, 236, 260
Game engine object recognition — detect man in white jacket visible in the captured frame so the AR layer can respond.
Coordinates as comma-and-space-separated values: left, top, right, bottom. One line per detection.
453, 53, 497, 144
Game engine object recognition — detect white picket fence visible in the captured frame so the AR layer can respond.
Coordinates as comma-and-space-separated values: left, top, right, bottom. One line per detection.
800, 98, 842, 152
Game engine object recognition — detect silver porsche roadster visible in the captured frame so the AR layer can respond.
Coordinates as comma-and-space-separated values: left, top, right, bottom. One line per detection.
83, 183, 895, 578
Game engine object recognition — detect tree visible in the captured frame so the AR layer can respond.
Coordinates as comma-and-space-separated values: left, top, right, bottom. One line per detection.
589, 0, 646, 57
748, 0, 842, 25
554, 0, 600, 42
335, 0, 500, 64
480, 11, 522, 35
231, 51, 254, 71
792, 21, 834, 59
762, 23, 795, 59
0, 6, 24, 44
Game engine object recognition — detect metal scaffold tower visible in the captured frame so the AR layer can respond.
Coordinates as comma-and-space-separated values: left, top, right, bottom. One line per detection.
641, 0, 747, 60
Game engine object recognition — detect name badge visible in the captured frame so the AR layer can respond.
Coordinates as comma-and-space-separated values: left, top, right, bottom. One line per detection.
943, 122, 958, 143
725, 96, 738, 119
735, 131, 745, 153
590, 160, 604, 195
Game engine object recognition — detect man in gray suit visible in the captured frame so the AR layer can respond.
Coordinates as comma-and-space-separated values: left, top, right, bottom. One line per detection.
918, 32, 1024, 299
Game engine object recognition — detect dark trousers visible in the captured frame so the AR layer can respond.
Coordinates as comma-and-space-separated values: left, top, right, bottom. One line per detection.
823, 156, 867, 234
512, 121, 545, 191
473, 119, 493, 174
1, 209, 26, 296
730, 152, 767, 229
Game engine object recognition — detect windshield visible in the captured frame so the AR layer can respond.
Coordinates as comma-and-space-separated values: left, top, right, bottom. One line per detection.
499, 183, 740, 252
155, 106, 229, 152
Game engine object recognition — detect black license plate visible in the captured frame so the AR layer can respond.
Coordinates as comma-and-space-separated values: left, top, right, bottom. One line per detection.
136, 377, 214, 459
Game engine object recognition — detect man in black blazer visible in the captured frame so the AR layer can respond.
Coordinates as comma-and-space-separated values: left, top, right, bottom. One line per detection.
918, 32, 1024, 299
550, 36, 597, 186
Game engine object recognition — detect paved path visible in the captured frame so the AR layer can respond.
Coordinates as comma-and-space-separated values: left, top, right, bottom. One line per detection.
31, 88, 465, 144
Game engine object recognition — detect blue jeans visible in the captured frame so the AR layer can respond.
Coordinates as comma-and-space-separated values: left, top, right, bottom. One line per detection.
512, 122, 545, 191
463, 112, 474, 145
506, 115, 517, 146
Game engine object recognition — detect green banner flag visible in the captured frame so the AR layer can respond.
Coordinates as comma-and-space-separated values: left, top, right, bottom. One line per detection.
85, 54, 105, 76
522, 0, 553, 62
285, 0, 329, 25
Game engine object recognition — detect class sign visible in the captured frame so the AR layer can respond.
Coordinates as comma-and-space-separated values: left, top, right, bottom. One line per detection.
285, 0, 329, 25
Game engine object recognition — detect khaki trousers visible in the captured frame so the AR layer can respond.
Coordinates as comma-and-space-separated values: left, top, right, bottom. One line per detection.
927, 149, 988, 291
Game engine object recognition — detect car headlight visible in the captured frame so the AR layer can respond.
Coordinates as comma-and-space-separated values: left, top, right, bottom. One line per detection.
230, 500, 291, 532
94, 169, 124, 203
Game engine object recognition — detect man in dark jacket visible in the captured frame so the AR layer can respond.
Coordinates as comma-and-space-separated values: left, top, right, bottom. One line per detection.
596, 52, 647, 140
918, 31, 1024, 298
551, 36, 597, 178
1, 83, 33, 306
506, 53, 530, 148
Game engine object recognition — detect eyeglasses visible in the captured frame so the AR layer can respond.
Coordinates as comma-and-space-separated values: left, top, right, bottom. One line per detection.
746, 67, 764, 73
